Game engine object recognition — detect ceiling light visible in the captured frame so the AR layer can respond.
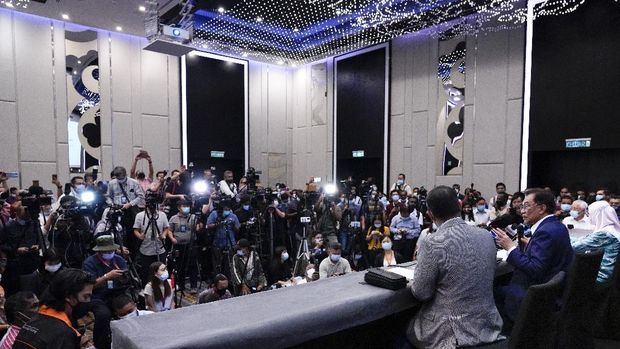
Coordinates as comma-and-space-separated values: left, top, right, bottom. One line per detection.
139, 5, 146, 12
277, 60, 284, 65
217, 7, 225, 14
115, 26, 123, 32
256, 17, 262, 22
61, 14, 69, 20
5, 2, 14, 8
241, 52, 248, 57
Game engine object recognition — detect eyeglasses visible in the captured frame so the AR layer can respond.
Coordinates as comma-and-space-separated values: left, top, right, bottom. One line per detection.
519, 203, 541, 211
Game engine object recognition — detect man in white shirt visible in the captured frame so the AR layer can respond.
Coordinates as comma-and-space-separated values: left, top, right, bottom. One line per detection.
318, 242, 352, 279
474, 198, 491, 226
218, 170, 238, 199
390, 173, 413, 197
562, 200, 593, 231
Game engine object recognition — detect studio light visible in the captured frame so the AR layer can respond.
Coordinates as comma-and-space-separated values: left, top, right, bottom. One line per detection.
324, 184, 338, 196
80, 191, 95, 204
192, 180, 208, 195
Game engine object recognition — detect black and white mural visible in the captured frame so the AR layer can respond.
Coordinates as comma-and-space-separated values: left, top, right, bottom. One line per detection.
65, 29, 101, 172
436, 40, 466, 176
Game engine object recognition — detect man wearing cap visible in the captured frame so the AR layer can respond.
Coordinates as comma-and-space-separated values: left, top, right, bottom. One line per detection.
231, 239, 267, 296
82, 235, 128, 349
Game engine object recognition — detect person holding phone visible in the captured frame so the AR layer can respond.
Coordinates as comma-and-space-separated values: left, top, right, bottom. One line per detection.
82, 235, 129, 349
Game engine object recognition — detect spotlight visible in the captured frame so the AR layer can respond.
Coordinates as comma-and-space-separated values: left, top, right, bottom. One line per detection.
80, 191, 95, 204
192, 180, 208, 194
139, 5, 146, 12
115, 26, 123, 32
217, 7, 225, 14
61, 14, 69, 20
324, 184, 338, 196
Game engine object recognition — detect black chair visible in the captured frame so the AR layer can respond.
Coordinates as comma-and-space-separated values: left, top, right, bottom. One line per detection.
592, 251, 620, 340
461, 271, 566, 349
556, 249, 604, 349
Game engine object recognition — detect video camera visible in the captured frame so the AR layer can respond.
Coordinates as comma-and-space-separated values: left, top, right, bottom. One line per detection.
21, 195, 52, 217
245, 167, 261, 194
145, 191, 164, 209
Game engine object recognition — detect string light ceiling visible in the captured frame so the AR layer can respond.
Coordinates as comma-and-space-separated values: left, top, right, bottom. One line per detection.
190, 0, 588, 64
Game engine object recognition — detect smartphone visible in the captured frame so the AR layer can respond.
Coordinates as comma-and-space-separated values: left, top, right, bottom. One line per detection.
52, 174, 58, 181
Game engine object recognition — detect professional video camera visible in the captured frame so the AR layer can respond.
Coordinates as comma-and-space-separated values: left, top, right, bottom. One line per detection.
145, 191, 164, 210
245, 167, 262, 194
418, 186, 428, 214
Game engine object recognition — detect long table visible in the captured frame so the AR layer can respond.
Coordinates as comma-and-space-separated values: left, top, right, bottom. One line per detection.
111, 269, 418, 349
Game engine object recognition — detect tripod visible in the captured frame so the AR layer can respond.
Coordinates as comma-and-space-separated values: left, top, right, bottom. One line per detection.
142, 206, 166, 261
171, 212, 202, 307
293, 223, 310, 277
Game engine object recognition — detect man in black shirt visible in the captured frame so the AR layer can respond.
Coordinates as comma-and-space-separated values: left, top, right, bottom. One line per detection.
13, 268, 95, 349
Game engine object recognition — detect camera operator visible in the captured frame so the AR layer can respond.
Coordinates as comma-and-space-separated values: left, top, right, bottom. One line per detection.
336, 192, 362, 257
82, 235, 129, 349
206, 203, 240, 277
106, 166, 145, 256
164, 168, 187, 219
4, 204, 42, 293
168, 200, 201, 294
133, 198, 175, 286
315, 193, 343, 244
231, 239, 267, 295
47, 196, 92, 268
272, 192, 298, 255
234, 196, 253, 240
218, 170, 237, 199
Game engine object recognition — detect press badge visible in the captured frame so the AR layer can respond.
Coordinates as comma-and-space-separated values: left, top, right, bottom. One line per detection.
107, 280, 114, 289
120, 197, 128, 204
180, 225, 187, 232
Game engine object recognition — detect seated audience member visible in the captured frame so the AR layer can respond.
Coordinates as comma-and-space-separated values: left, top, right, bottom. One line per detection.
407, 186, 502, 348
310, 233, 328, 266
474, 197, 491, 226
461, 202, 476, 225
0, 291, 39, 348
198, 274, 233, 304
268, 246, 293, 286
562, 200, 593, 230
348, 248, 369, 272
374, 236, 404, 267
494, 188, 574, 323
143, 262, 175, 313
82, 235, 129, 349
389, 206, 420, 261
365, 216, 390, 263
318, 242, 352, 279
572, 201, 620, 283
13, 269, 95, 349
111, 294, 152, 320
231, 239, 267, 295
304, 264, 319, 283
556, 195, 573, 220
36, 248, 64, 296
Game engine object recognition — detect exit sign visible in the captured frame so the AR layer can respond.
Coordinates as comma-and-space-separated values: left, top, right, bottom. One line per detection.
565, 138, 591, 149
210, 151, 225, 158
352, 150, 365, 158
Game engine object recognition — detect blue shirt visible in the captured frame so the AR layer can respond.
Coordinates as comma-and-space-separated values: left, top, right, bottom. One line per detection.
207, 211, 240, 249
572, 230, 620, 283
390, 214, 421, 240
82, 254, 128, 300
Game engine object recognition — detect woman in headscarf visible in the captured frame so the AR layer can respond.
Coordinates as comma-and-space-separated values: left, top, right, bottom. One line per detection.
571, 200, 620, 283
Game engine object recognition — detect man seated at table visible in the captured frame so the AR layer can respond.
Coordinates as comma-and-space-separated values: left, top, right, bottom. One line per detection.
407, 186, 502, 348
494, 188, 574, 325
318, 242, 352, 279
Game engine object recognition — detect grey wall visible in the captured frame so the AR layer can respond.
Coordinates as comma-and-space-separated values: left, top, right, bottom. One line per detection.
0, 9, 181, 190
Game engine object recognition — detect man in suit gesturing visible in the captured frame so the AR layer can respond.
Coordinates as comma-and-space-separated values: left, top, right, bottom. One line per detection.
407, 186, 503, 348
494, 188, 574, 323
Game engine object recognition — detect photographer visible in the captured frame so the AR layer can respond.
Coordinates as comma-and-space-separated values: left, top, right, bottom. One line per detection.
234, 196, 253, 240
106, 166, 145, 255
82, 235, 129, 349
164, 168, 187, 219
4, 205, 42, 293
168, 200, 201, 294
206, 204, 240, 277
133, 198, 175, 286
130, 150, 154, 193
47, 196, 92, 268
231, 239, 267, 295
272, 192, 298, 255
315, 193, 343, 244
336, 193, 361, 257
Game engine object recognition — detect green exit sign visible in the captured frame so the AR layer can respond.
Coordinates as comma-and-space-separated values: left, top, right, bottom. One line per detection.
565, 138, 591, 149
210, 151, 225, 158
352, 150, 365, 158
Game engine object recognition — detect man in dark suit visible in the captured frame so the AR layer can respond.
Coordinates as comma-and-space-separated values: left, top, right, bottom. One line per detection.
494, 188, 574, 322
407, 186, 503, 348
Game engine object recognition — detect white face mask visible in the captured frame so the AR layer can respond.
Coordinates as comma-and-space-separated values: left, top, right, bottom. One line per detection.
570, 210, 580, 219
120, 309, 138, 320
281, 252, 289, 262
306, 268, 315, 279
45, 263, 62, 273
158, 270, 169, 281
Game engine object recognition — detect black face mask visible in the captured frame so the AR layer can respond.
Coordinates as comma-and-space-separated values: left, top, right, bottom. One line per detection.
216, 288, 227, 296
71, 300, 91, 319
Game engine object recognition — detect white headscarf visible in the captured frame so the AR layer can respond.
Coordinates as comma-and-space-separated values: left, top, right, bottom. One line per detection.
588, 200, 620, 241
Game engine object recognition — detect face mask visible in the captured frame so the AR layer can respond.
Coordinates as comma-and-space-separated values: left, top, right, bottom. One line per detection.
374, 223, 382, 228
75, 184, 85, 193
397, 180, 404, 185
330, 254, 341, 263
392, 195, 399, 202
354, 254, 362, 260
596, 195, 605, 201
181, 207, 190, 215
223, 210, 231, 217
71, 300, 91, 319
306, 268, 315, 279
560, 204, 571, 212
570, 210, 580, 219
477, 205, 486, 213
382, 242, 392, 251
120, 309, 139, 320
216, 288, 227, 296
236, 250, 245, 257
101, 252, 115, 261
281, 252, 289, 262
0, 259, 6, 270
243, 205, 250, 211
45, 263, 62, 273
158, 271, 169, 281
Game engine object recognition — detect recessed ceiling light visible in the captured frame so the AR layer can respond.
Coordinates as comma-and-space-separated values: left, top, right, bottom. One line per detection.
139, 5, 146, 12
256, 17, 262, 22
61, 14, 69, 20
115, 26, 123, 32
5, 2, 14, 8
217, 7, 225, 14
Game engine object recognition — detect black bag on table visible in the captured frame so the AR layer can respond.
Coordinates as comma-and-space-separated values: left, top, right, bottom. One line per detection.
364, 268, 407, 290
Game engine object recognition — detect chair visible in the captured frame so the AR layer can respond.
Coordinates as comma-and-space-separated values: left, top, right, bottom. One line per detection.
460, 271, 566, 349
556, 249, 604, 348
592, 251, 620, 340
